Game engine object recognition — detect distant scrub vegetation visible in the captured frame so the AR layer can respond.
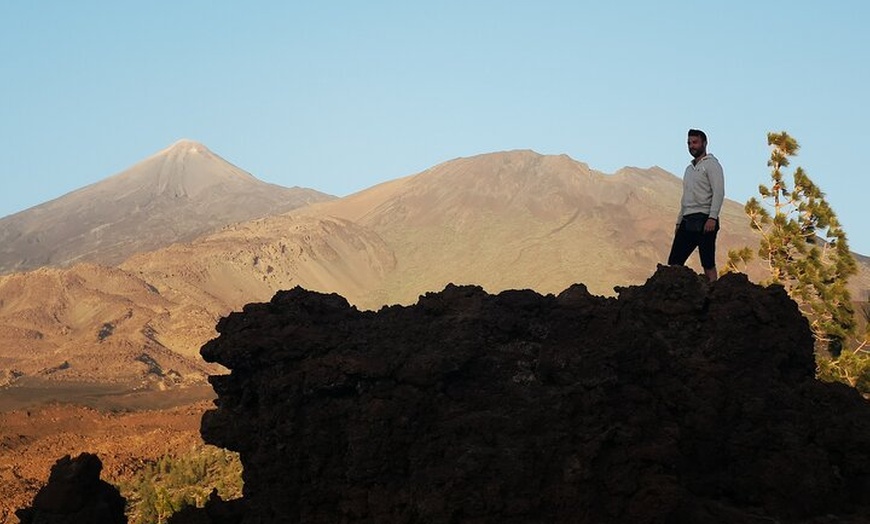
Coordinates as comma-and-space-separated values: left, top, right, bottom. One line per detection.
118, 444, 243, 524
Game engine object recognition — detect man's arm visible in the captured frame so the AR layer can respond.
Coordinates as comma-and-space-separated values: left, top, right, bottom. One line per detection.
707, 159, 725, 219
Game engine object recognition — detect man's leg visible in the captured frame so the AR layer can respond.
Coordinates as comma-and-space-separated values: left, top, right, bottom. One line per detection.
698, 228, 719, 282
668, 228, 699, 266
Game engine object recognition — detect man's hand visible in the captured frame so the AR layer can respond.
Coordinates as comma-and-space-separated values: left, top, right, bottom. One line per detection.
704, 218, 717, 233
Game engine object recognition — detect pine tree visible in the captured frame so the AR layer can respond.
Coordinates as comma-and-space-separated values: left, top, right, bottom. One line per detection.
818, 305, 870, 394
119, 445, 244, 524
727, 131, 858, 355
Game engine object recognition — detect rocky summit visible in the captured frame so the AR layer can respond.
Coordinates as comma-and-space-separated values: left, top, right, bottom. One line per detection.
180, 267, 870, 522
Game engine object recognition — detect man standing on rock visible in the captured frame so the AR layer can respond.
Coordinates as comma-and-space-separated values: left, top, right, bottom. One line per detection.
667, 128, 725, 282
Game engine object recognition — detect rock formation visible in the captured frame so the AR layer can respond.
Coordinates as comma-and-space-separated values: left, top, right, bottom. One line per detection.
154, 267, 870, 522
15, 453, 127, 524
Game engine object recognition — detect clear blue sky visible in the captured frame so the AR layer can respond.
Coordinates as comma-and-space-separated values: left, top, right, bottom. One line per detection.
2, 2, 869, 255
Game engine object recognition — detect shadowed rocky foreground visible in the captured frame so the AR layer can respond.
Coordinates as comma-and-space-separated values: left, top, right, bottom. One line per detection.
18, 266, 870, 523
15, 453, 126, 524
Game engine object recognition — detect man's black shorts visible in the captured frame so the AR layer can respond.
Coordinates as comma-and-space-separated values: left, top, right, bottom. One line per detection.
667, 213, 719, 269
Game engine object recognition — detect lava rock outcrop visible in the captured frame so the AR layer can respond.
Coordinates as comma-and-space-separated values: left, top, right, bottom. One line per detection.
15, 452, 127, 524
193, 266, 870, 523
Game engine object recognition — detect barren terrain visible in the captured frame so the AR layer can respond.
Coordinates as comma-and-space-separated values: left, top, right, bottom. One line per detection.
0, 385, 214, 523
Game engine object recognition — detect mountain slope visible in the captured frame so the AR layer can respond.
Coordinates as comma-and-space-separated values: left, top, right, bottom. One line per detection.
0, 140, 334, 274
0, 214, 396, 385
293, 150, 762, 300
0, 263, 218, 385
120, 213, 397, 325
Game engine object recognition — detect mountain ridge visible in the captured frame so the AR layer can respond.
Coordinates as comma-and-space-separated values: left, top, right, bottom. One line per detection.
0, 139, 334, 274
289, 149, 758, 302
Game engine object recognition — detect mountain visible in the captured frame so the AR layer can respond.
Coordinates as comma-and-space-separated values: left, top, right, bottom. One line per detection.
0, 149, 868, 387
0, 140, 334, 274
291, 150, 767, 301
123, 149, 757, 312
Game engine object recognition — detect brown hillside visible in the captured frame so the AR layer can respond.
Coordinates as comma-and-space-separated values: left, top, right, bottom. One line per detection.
0, 215, 396, 386
0, 264, 217, 386
294, 150, 764, 301
0, 140, 334, 274
120, 214, 397, 325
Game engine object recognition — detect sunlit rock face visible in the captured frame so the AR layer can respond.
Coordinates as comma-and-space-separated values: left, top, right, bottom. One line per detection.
188, 266, 870, 524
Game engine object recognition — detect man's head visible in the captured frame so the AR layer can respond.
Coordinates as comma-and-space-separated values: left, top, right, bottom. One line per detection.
687, 129, 707, 159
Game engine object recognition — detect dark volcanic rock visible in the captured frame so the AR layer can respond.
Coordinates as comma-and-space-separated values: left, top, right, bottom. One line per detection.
166, 489, 246, 524
190, 265, 870, 523
15, 452, 126, 524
